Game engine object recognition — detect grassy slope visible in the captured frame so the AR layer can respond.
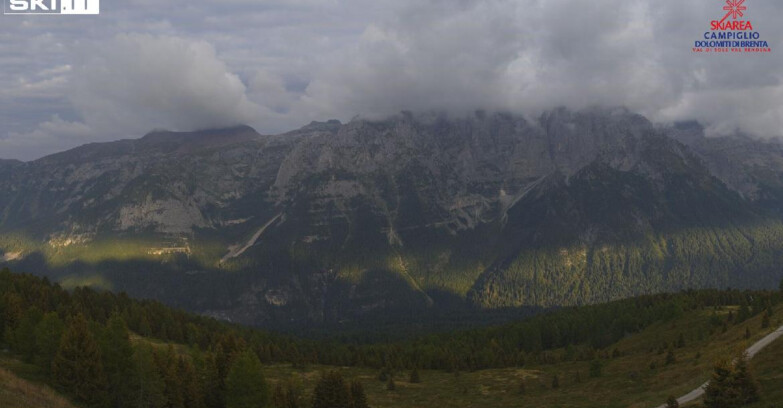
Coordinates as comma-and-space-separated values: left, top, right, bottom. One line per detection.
259, 304, 783, 408
746, 329, 783, 408
0, 356, 77, 408
0, 302, 781, 408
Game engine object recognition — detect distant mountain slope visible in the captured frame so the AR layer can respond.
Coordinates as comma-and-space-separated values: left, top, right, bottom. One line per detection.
1, 108, 783, 327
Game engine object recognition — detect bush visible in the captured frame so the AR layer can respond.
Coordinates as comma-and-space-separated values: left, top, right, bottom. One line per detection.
409, 369, 421, 383
589, 360, 603, 378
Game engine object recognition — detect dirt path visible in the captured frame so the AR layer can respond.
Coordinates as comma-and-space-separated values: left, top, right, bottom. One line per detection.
219, 213, 282, 264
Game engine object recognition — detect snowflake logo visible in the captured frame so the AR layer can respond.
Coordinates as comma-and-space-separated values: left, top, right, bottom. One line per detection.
722, 0, 747, 20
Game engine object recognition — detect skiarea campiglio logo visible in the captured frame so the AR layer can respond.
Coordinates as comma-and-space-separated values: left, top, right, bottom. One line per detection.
693, 0, 771, 53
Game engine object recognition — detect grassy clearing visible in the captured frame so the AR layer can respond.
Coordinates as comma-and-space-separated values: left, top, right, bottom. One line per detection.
0, 360, 76, 408
260, 304, 783, 408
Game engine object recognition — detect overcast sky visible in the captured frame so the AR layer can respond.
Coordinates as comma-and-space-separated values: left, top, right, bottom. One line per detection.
1, 0, 781, 160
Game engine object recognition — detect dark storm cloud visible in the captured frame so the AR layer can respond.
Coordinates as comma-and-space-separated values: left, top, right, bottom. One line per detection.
0, 0, 781, 160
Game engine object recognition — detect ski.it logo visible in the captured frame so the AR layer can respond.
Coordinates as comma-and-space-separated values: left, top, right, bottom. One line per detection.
4, 0, 99, 15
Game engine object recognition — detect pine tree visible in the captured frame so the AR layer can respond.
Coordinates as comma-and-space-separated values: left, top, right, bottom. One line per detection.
409, 368, 421, 383
745, 327, 751, 339
703, 355, 759, 408
349, 381, 368, 408
732, 354, 760, 405
33, 312, 64, 373
312, 371, 350, 408
130, 343, 166, 408
518, 378, 526, 395
386, 376, 396, 391
272, 383, 287, 408
676, 333, 685, 348
9, 307, 42, 362
225, 350, 270, 408
665, 349, 676, 365
179, 357, 205, 408
589, 360, 602, 378
100, 314, 136, 408
273, 379, 301, 408
762, 312, 770, 329
201, 351, 225, 408
551, 374, 560, 389
157, 345, 185, 408
51, 313, 108, 407
704, 360, 733, 408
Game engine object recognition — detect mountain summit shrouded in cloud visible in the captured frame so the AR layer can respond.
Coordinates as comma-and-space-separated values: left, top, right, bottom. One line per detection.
1, 0, 782, 160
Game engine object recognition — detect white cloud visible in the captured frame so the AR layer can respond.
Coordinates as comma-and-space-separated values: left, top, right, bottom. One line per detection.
71, 34, 261, 134
1, 116, 94, 157
0, 0, 781, 160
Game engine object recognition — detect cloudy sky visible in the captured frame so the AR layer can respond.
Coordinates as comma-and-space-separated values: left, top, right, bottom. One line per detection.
1, 0, 781, 160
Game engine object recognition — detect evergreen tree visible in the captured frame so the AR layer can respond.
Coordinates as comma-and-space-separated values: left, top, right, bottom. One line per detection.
518, 378, 526, 395
33, 311, 64, 373
225, 350, 269, 408
8, 307, 42, 362
665, 395, 679, 408
732, 355, 759, 405
157, 345, 185, 408
676, 333, 685, 348
349, 381, 368, 408
665, 349, 676, 365
201, 351, 225, 408
130, 344, 166, 408
589, 360, 603, 378
100, 314, 136, 408
551, 374, 560, 389
272, 383, 287, 408
51, 313, 108, 407
179, 357, 205, 408
703, 355, 759, 408
704, 360, 733, 408
312, 371, 350, 408
271, 379, 301, 408
386, 376, 396, 391
409, 368, 421, 383
745, 327, 751, 340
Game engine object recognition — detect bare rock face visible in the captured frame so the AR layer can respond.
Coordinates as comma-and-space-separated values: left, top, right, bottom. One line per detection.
1, 108, 782, 327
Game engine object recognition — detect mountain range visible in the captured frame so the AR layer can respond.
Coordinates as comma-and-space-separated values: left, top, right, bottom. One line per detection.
2, 107, 783, 328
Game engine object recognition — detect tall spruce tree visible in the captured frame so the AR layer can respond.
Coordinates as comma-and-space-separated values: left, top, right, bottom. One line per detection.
349, 381, 368, 408
225, 350, 270, 408
130, 343, 166, 408
312, 371, 350, 408
703, 355, 759, 408
732, 355, 760, 405
52, 313, 108, 407
100, 314, 136, 408
33, 311, 64, 373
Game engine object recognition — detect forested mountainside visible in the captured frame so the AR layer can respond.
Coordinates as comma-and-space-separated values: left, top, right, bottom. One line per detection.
1, 268, 781, 408
2, 108, 783, 326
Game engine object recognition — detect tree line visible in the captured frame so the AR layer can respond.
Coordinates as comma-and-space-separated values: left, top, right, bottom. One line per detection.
1, 267, 780, 407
